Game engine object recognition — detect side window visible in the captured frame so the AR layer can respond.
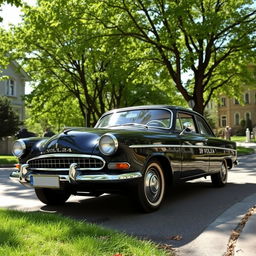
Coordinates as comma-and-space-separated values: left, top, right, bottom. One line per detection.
175, 115, 182, 130
196, 116, 213, 136
176, 112, 196, 133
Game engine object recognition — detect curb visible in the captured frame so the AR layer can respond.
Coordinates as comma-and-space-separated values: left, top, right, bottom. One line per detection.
0, 164, 16, 168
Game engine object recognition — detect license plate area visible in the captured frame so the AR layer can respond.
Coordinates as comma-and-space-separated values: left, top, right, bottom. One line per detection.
30, 175, 60, 188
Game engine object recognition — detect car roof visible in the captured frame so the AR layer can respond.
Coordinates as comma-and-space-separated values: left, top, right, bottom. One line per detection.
103, 105, 201, 117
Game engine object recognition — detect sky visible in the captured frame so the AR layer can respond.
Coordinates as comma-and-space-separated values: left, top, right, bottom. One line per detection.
1, 0, 36, 29
1, 3, 22, 29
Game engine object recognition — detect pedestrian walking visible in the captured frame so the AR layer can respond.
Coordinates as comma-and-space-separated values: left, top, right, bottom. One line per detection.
224, 126, 232, 140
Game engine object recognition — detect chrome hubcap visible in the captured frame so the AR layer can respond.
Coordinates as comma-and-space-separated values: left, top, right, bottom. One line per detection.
220, 163, 227, 181
145, 168, 161, 203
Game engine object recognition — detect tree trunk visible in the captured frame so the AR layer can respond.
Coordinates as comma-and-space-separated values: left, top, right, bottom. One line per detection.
192, 101, 205, 115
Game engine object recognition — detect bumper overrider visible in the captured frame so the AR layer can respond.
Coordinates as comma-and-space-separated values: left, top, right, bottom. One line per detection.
10, 154, 142, 188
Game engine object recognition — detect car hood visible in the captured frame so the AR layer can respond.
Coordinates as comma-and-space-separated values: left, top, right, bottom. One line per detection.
40, 128, 107, 154
39, 127, 172, 155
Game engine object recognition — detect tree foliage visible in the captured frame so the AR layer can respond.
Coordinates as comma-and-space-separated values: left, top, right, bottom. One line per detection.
0, 96, 20, 138
12, 0, 182, 127
87, 0, 256, 114
9, 0, 256, 132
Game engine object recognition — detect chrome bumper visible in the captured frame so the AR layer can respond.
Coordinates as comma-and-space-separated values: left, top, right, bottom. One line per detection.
10, 163, 142, 187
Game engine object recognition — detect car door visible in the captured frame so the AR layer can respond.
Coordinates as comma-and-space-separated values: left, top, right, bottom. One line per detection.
176, 112, 209, 179
194, 115, 222, 173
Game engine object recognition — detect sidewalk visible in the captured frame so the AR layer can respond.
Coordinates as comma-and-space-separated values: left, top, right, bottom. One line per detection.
179, 193, 256, 256
233, 143, 256, 256
234, 212, 256, 256
236, 141, 256, 150
179, 144, 256, 256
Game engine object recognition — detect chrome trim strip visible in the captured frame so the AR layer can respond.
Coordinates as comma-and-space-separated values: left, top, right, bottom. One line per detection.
129, 144, 237, 152
10, 172, 142, 182
75, 172, 142, 181
27, 168, 70, 171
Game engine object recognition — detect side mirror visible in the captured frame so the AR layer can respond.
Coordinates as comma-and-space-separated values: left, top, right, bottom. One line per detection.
180, 122, 192, 135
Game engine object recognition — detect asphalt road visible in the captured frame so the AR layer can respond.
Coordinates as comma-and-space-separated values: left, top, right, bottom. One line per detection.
1, 154, 256, 250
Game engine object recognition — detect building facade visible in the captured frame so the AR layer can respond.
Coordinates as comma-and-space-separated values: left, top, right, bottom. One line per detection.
0, 61, 29, 122
0, 61, 29, 154
216, 89, 256, 134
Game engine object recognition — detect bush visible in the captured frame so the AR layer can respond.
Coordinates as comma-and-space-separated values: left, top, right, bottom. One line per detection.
0, 96, 20, 139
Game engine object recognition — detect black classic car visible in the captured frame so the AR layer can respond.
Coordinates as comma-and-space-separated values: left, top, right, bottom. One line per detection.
10, 105, 237, 212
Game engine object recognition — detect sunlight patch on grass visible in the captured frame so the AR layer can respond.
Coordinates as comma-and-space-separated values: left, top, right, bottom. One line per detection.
237, 147, 255, 156
0, 156, 18, 165
0, 209, 172, 256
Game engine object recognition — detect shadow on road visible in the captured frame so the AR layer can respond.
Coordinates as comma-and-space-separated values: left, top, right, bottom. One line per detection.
40, 178, 256, 247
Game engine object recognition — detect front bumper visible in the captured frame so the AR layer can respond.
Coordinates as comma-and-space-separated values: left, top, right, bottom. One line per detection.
10, 163, 142, 188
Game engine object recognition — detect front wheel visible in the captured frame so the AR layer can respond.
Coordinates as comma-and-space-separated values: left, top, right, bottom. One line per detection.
211, 160, 228, 187
136, 161, 166, 212
35, 188, 71, 205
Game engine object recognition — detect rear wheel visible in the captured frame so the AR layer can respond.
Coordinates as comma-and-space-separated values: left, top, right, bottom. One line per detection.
35, 188, 71, 205
211, 160, 228, 187
136, 160, 165, 212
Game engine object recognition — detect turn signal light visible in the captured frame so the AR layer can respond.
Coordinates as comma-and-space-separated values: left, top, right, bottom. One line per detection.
15, 164, 21, 169
108, 162, 130, 170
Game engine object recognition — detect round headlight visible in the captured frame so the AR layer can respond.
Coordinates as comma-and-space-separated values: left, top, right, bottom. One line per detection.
99, 133, 118, 156
12, 140, 26, 157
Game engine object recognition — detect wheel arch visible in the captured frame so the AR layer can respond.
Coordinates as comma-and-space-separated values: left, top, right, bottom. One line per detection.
146, 154, 173, 187
225, 157, 233, 169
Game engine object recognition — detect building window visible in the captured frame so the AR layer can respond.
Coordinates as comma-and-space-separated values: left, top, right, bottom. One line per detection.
234, 113, 240, 126
220, 97, 226, 107
221, 116, 227, 127
5, 78, 16, 97
234, 98, 239, 105
245, 112, 251, 121
244, 92, 250, 104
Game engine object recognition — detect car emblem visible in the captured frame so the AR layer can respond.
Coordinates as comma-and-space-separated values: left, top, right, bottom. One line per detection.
45, 147, 72, 153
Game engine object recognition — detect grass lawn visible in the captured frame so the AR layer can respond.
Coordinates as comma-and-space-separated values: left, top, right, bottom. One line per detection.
231, 136, 256, 143
237, 146, 255, 156
231, 136, 246, 142
0, 209, 172, 256
0, 155, 18, 165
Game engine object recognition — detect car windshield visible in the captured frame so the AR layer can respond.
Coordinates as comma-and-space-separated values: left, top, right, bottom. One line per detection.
96, 109, 172, 129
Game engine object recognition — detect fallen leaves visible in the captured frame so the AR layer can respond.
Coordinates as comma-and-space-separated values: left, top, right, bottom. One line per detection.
167, 235, 183, 241
224, 205, 256, 256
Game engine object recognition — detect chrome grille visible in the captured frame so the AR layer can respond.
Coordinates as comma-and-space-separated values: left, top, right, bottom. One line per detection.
27, 154, 105, 171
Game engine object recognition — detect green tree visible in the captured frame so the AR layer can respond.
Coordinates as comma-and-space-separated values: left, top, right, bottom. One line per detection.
12, 0, 182, 126
88, 0, 256, 114
25, 83, 86, 134
0, 96, 20, 138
